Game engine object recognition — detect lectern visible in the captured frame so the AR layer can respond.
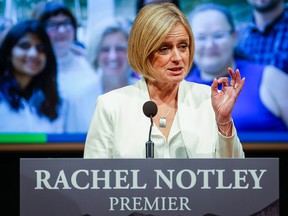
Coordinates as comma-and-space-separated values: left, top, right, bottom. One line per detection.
20, 158, 279, 216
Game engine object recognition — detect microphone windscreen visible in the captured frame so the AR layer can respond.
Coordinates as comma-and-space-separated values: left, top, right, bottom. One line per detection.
143, 101, 158, 117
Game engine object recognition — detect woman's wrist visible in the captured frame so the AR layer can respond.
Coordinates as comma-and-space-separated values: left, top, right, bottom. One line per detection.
216, 117, 232, 126
216, 117, 233, 137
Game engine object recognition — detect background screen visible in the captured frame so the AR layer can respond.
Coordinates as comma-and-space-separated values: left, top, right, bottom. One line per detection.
0, 0, 287, 144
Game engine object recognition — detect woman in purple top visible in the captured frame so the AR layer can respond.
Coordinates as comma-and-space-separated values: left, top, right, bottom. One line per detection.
186, 3, 288, 131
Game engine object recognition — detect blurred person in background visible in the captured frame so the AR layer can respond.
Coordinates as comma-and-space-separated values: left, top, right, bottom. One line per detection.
88, 17, 138, 94
236, 0, 288, 74
31, 1, 85, 55
0, 17, 13, 45
32, 1, 102, 133
186, 3, 288, 131
0, 20, 66, 133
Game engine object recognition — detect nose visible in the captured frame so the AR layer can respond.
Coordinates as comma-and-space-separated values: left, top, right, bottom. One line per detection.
108, 47, 117, 59
27, 46, 38, 57
204, 37, 216, 48
171, 48, 182, 62
57, 25, 67, 33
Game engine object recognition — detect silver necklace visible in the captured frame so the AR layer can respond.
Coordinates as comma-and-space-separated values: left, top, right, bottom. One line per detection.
158, 107, 172, 128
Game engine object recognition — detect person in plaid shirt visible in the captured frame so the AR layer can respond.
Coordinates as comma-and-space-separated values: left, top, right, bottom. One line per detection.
236, 0, 288, 74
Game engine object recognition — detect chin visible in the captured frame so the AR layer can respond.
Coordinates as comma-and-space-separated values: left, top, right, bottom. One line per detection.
104, 69, 123, 76
170, 75, 184, 83
26, 71, 42, 76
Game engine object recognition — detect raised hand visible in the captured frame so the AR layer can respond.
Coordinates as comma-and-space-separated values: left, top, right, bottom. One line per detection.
211, 68, 245, 123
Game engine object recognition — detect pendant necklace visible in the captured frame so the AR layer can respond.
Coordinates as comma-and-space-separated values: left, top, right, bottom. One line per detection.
158, 107, 172, 128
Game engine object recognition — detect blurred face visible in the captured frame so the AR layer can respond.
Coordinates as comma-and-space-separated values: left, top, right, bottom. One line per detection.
11, 33, 47, 87
45, 14, 75, 57
98, 31, 129, 78
192, 10, 235, 79
151, 24, 190, 83
247, 0, 282, 12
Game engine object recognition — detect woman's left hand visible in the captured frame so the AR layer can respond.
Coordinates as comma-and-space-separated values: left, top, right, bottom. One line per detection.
211, 67, 245, 123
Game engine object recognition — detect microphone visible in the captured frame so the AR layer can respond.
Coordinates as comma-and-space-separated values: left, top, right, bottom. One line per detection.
143, 101, 158, 158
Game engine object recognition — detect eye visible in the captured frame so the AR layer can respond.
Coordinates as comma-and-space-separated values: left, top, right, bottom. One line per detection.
179, 43, 188, 52
115, 46, 127, 52
35, 44, 46, 52
17, 42, 31, 50
45, 22, 58, 30
62, 20, 73, 27
16, 41, 46, 53
213, 33, 226, 40
99, 46, 110, 53
195, 35, 206, 41
158, 46, 170, 55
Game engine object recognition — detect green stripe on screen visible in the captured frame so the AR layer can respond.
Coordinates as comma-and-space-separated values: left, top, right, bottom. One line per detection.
0, 134, 47, 143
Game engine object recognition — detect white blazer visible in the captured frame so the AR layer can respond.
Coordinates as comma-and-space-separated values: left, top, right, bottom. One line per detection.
84, 78, 244, 158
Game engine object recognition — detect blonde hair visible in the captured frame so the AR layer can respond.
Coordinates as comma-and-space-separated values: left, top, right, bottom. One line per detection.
128, 2, 194, 81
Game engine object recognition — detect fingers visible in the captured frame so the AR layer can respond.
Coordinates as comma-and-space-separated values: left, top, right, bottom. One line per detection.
211, 77, 228, 97
211, 78, 219, 94
228, 68, 236, 87
238, 76, 245, 91
228, 67, 236, 79
215, 77, 229, 88
228, 68, 244, 90
212, 68, 245, 93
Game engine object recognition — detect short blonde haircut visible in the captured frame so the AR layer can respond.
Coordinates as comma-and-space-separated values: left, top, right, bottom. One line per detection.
128, 2, 195, 81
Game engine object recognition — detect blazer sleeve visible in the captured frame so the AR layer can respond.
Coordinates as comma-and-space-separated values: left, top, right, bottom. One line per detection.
84, 96, 114, 158
215, 122, 245, 158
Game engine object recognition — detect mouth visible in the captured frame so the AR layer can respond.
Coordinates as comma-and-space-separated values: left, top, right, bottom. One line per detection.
25, 59, 42, 70
54, 36, 71, 42
106, 61, 121, 69
168, 67, 183, 74
205, 51, 220, 56
26, 60, 40, 66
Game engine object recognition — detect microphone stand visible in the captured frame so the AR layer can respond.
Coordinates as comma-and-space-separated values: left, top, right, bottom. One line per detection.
146, 114, 154, 158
